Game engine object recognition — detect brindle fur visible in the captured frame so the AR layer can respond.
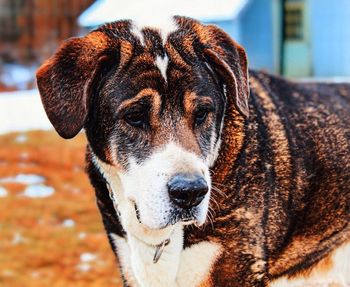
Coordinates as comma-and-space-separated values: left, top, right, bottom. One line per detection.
37, 16, 350, 286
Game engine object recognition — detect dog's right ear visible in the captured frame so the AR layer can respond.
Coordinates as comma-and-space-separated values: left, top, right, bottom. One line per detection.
36, 31, 115, 139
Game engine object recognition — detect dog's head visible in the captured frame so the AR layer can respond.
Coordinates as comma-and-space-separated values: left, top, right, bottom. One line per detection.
36, 17, 249, 233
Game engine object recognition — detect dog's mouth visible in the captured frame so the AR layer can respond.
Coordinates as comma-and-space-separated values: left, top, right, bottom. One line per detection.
133, 202, 199, 229
170, 209, 198, 226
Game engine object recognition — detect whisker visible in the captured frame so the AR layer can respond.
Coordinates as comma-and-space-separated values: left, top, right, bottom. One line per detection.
208, 205, 216, 215
211, 185, 228, 198
209, 196, 220, 211
212, 181, 231, 189
207, 209, 214, 230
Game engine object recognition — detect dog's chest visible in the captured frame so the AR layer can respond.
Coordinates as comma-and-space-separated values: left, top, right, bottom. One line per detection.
110, 228, 221, 287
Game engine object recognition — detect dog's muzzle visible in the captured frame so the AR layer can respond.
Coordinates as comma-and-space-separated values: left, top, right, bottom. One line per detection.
167, 173, 208, 209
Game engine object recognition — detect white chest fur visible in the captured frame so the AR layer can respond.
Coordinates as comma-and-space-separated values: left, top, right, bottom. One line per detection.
111, 228, 221, 287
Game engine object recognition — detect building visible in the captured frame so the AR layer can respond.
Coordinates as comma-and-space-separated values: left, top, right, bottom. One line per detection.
0, 0, 94, 64
239, 0, 350, 78
0, 0, 94, 90
79, 0, 350, 79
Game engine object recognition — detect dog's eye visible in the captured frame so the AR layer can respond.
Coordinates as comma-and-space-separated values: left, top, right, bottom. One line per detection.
124, 111, 148, 128
194, 109, 209, 126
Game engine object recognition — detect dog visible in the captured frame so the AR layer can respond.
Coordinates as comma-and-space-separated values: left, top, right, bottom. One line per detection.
36, 16, 350, 287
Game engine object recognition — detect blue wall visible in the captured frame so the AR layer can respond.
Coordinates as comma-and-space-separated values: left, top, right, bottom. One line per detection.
213, 0, 350, 77
207, 0, 275, 73
309, 0, 350, 77
239, 0, 275, 72
208, 19, 241, 43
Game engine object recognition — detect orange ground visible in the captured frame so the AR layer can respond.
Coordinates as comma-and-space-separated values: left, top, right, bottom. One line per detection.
0, 131, 122, 287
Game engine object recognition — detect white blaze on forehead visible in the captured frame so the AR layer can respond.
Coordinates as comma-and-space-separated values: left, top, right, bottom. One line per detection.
155, 55, 169, 82
130, 25, 145, 46
131, 15, 178, 46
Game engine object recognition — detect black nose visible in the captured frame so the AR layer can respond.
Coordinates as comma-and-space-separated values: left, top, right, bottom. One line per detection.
167, 174, 208, 209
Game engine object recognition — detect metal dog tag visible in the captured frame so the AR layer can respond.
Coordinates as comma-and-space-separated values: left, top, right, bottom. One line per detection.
153, 238, 170, 264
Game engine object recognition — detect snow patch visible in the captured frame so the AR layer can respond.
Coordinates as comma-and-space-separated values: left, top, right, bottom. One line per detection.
12, 232, 25, 245
77, 263, 91, 272
15, 134, 27, 143
0, 64, 36, 90
0, 89, 52, 134
80, 252, 97, 262
62, 219, 75, 228
78, 232, 87, 240
0, 174, 45, 185
77, 253, 96, 273
23, 184, 55, 198
0, 186, 8, 197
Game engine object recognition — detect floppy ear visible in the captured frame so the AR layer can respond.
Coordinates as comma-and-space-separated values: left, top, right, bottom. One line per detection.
202, 25, 250, 117
36, 31, 113, 139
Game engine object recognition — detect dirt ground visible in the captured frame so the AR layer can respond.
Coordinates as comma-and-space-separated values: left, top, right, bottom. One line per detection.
0, 131, 122, 287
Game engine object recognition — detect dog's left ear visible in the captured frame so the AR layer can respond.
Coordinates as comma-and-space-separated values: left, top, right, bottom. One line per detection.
202, 25, 250, 117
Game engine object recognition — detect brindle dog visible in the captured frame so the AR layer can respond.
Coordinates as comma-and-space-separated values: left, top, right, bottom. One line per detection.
37, 16, 350, 287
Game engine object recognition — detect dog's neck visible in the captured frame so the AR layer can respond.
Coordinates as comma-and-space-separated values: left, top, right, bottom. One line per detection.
111, 225, 185, 287
109, 188, 185, 286
106, 181, 175, 263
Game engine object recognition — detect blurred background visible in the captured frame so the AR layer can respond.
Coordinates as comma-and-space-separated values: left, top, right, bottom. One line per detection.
0, 0, 349, 286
